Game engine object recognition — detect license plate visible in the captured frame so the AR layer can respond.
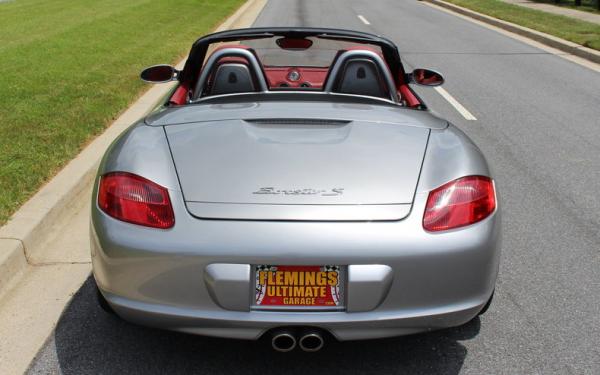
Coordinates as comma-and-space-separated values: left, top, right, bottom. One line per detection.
254, 265, 344, 308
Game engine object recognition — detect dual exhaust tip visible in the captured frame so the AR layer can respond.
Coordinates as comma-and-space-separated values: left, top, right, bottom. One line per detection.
271, 329, 325, 352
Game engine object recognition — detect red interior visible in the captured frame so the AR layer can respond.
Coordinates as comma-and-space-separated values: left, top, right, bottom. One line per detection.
169, 83, 189, 105
169, 44, 423, 107
398, 82, 420, 107
264, 67, 329, 89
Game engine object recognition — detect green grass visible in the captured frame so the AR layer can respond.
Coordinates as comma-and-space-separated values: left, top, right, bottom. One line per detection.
532, 0, 600, 14
444, 0, 600, 50
0, 0, 244, 225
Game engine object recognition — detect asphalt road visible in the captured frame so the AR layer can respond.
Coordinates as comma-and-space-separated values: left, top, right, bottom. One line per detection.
28, 0, 600, 374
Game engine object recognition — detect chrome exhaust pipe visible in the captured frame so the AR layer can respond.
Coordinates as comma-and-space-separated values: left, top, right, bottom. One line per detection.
271, 330, 297, 352
298, 331, 325, 352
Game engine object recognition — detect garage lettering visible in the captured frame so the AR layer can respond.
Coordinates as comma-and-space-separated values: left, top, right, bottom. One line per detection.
258, 271, 338, 286
258, 270, 339, 306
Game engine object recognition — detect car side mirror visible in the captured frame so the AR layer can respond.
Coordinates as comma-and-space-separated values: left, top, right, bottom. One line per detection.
409, 68, 444, 87
140, 65, 179, 83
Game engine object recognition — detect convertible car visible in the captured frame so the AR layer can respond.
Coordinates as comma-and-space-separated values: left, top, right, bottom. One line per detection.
91, 27, 500, 352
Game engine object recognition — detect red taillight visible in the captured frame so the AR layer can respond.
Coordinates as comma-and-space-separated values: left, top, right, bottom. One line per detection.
423, 176, 496, 232
98, 172, 175, 229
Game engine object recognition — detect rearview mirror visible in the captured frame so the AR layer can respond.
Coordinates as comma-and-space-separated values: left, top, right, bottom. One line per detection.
140, 65, 178, 83
410, 68, 444, 87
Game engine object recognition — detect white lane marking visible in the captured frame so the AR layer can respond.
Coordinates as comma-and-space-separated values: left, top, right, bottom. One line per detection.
358, 15, 371, 25
434, 86, 477, 120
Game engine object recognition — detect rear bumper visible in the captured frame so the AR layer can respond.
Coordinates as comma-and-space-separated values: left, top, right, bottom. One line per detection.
92, 190, 501, 341
103, 290, 487, 340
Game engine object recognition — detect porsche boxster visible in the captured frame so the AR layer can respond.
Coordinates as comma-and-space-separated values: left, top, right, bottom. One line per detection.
91, 27, 500, 352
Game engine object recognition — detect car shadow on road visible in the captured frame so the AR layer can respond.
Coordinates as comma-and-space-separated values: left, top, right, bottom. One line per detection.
50, 276, 479, 375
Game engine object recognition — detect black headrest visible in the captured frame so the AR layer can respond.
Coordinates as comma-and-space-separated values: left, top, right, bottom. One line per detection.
209, 63, 256, 95
336, 59, 387, 98
193, 48, 269, 100
324, 50, 397, 102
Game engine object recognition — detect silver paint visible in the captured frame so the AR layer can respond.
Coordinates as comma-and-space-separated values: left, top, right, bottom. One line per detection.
145, 98, 448, 129
204, 264, 251, 312
347, 265, 394, 312
185, 202, 412, 221
165, 119, 430, 211
92, 90, 499, 341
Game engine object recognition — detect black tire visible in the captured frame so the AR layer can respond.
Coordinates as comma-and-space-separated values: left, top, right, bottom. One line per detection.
96, 286, 116, 315
478, 291, 494, 316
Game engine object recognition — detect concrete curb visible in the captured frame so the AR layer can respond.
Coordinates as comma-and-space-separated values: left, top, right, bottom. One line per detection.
422, 0, 600, 65
0, 239, 27, 297
0, 0, 267, 300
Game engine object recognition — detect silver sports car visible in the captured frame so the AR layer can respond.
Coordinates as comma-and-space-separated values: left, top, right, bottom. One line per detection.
91, 28, 500, 352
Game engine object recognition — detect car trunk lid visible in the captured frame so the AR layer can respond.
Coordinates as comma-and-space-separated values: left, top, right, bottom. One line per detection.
165, 118, 429, 221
